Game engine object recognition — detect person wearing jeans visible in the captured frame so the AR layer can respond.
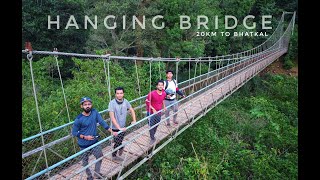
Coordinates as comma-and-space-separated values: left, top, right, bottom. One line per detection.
145, 80, 167, 145
108, 87, 136, 161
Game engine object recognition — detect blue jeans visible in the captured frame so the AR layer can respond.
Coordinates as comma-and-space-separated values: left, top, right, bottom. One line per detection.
80, 144, 103, 178
147, 112, 161, 140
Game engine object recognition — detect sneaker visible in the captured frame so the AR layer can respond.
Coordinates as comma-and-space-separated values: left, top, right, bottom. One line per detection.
166, 122, 171, 126
86, 175, 93, 180
173, 120, 178, 124
149, 138, 156, 145
118, 148, 124, 156
112, 156, 124, 161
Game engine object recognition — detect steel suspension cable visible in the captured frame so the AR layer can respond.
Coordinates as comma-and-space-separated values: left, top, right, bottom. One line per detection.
134, 59, 143, 119
158, 61, 162, 79
192, 60, 199, 95
106, 57, 112, 131
199, 59, 202, 79
27, 51, 50, 178
149, 59, 152, 92
189, 59, 191, 93
149, 59, 152, 113
206, 59, 212, 87
103, 57, 109, 93
102, 56, 113, 137
53, 49, 76, 154
175, 58, 180, 99
175, 58, 179, 81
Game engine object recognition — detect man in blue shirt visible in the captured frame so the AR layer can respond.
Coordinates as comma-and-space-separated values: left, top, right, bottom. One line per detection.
72, 97, 117, 180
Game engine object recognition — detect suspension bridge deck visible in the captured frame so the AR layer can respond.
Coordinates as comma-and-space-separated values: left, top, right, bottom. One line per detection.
51, 50, 285, 179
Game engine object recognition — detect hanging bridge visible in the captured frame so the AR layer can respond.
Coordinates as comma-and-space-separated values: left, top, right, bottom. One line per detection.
22, 12, 296, 180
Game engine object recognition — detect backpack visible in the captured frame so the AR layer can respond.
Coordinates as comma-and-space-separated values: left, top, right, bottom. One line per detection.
164, 79, 177, 90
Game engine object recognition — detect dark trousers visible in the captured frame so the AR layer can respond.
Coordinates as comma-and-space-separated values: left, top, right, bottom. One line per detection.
147, 112, 161, 140
80, 144, 103, 178
112, 129, 126, 157
164, 99, 178, 122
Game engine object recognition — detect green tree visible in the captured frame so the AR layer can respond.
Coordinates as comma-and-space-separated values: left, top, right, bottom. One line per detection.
22, 0, 89, 52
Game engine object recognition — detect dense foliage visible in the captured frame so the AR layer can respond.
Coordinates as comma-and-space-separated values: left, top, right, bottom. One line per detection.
22, 0, 298, 58
129, 73, 298, 179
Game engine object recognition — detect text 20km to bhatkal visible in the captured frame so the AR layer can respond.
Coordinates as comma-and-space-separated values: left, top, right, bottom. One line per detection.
196, 31, 268, 37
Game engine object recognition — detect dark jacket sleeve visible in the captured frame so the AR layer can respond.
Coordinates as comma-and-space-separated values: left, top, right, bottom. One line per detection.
176, 87, 184, 96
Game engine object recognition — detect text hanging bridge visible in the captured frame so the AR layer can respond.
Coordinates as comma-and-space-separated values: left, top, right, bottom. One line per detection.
22, 12, 295, 180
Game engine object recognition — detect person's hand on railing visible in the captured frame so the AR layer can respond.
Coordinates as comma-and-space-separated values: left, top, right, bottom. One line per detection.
112, 131, 118, 136
152, 107, 157, 114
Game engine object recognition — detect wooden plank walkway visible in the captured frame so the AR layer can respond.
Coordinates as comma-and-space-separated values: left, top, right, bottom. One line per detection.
51, 50, 285, 180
